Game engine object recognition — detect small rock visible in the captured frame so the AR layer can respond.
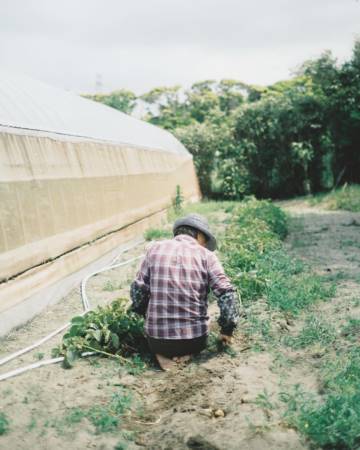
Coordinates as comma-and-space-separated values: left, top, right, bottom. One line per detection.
214, 409, 225, 418
199, 408, 213, 418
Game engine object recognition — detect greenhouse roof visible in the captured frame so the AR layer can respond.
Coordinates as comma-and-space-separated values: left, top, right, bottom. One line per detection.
0, 71, 188, 155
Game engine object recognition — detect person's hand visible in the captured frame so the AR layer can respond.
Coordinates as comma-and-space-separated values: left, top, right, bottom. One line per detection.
220, 334, 233, 345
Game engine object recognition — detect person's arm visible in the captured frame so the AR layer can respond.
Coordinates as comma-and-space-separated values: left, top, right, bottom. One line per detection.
208, 252, 240, 338
129, 253, 151, 318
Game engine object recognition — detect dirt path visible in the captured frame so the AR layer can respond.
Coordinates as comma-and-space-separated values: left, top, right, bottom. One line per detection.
130, 201, 360, 450
1, 201, 360, 450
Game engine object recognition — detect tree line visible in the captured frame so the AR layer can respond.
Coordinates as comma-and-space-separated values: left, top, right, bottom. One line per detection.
84, 40, 360, 199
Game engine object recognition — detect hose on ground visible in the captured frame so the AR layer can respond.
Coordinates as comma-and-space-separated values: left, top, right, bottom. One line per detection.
0, 239, 145, 378
0, 352, 95, 382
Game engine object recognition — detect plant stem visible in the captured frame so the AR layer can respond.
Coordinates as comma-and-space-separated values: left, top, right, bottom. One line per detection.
82, 344, 131, 364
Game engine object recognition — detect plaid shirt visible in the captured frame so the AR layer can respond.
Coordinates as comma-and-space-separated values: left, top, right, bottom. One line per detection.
130, 234, 239, 339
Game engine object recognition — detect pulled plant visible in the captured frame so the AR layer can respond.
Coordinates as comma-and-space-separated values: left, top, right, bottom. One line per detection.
53, 299, 146, 368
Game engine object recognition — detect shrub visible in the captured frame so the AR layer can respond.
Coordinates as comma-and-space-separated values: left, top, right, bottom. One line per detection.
222, 199, 334, 314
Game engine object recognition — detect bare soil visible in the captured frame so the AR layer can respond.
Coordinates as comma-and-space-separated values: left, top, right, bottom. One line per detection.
1, 201, 360, 450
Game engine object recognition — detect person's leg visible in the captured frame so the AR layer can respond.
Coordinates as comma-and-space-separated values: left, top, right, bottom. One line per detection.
146, 336, 177, 371
147, 335, 208, 370
154, 353, 176, 371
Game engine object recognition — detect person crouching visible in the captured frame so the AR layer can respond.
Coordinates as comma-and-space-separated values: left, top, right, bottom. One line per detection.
129, 213, 240, 371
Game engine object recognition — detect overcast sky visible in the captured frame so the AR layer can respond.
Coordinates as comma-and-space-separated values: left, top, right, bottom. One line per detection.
1, 0, 360, 95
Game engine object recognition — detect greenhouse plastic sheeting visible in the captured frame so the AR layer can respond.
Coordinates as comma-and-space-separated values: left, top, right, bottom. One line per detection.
0, 70, 188, 155
0, 72, 200, 323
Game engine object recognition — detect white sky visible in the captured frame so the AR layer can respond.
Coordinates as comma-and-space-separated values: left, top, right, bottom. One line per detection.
1, 0, 359, 95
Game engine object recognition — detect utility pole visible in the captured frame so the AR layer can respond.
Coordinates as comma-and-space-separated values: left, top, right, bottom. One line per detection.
95, 73, 103, 93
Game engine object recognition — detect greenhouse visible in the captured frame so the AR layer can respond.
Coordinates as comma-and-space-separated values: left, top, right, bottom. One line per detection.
0, 71, 200, 335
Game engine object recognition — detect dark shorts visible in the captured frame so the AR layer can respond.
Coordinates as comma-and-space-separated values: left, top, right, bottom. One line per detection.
146, 334, 208, 358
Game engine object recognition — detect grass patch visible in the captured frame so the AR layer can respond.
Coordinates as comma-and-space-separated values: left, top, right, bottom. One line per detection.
0, 412, 10, 435
103, 280, 122, 292
285, 315, 337, 349
340, 318, 360, 342
309, 183, 360, 212
221, 198, 334, 315
44, 390, 133, 436
281, 325, 360, 449
144, 228, 172, 241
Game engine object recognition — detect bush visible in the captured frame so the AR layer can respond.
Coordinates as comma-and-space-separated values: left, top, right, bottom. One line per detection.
222, 199, 334, 313
234, 197, 288, 239
310, 184, 360, 212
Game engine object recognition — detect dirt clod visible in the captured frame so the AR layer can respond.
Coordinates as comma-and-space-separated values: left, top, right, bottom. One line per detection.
187, 435, 221, 450
213, 409, 225, 418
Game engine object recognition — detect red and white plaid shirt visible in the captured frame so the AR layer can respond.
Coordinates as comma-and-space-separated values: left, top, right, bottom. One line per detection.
130, 234, 239, 340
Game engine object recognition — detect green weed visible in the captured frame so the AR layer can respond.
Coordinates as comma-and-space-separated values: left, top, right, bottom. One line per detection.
114, 442, 128, 450
2, 388, 12, 397
62, 389, 132, 435
309, 184, 360, 212
123, 354, 147, 375
27, 417, 37, 432
54, 299, 146, 368
285, 315, 337, 349
340, 318, 360, 342
0, 412, 10, 435
281, 346, 360, 448
172, 184, 184, 214
64, 408, 86, 426
255, 389, 276, 410
103, 281, 122, 292
144, 228, 172, 241
221, 199, 334, 316
287, 391, 360, 450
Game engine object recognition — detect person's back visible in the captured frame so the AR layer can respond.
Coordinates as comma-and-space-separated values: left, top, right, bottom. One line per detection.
130, 213, 240, 370
144, 234, 214, 339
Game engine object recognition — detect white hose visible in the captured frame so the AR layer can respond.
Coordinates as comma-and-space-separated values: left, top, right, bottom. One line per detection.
0, 240, 145, 375
80, 254, 144, 311
0, 322, 71, 367
0, 352, 95, 382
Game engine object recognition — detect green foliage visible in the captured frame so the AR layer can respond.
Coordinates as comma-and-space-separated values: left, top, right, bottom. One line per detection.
222, 199, 334, 316
83, 90, 137, 115
34, 352, 45, 360
103, 280, 122, 292
144, 228, 172, 241
137, 39, 360, 200
234, 198, 288, 239
0, 412, 10, 435
310, 184, 360, 212
172, 185, 184, 214
298, 393, 360, 450
53, 299, 145, 368
281, 329, 360, 449
340, 318, 360, 342
174, 122, 223, 197
64, 389, 132, 434
86, 38, 360, 201
285, 315, 337, 349
221, 200, 285, 303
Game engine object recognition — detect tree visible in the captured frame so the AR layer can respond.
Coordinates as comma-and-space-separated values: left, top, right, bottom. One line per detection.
83, 90, 137, 115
